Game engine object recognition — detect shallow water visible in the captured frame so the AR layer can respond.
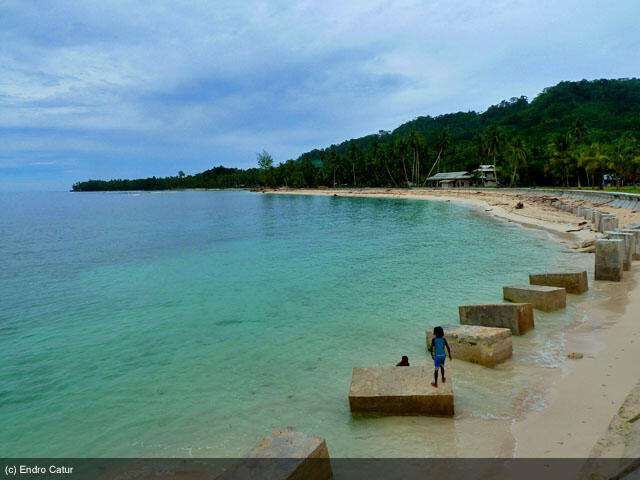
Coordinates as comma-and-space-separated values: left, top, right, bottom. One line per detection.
0, 191, 595, 457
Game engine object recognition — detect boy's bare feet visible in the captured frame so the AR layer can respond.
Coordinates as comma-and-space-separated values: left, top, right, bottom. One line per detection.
431, 382, 438, 387
442, 376, 446, 383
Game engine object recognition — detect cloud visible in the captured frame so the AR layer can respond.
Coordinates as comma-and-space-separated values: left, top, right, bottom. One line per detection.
0, 0, 639, 189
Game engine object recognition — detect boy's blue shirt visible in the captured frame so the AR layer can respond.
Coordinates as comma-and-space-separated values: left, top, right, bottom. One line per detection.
433, 337, 446, 357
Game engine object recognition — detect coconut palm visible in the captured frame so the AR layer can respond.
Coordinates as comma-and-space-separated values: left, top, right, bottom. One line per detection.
509, 137, 527, 187
407, 130, 425, 185
568, 119, 588, 143
484, 126, 505, 186
548, 134, 575, 187
424, 130, 450, 185
578, 143, 609, 189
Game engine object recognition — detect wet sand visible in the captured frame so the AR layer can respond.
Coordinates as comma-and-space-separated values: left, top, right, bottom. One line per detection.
264, 187, 640, 458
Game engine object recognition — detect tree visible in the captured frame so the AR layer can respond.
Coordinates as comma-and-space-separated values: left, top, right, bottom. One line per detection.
347, 142, 360, 186
569, 118, 588, 143
424, 130, 450, 185
407, 130, 425, 185
328, 150, 341, 187
178, 170, 185, 178
578, 143, 609, 189
483, 126, 505, 186
568, 119, 588, 186
257, 150, 275, 186
257, 150, 274, 170
393, 138, 410, 186
509, 137, 527, 187
548, 134, 574, 187
610, 134, 638, 188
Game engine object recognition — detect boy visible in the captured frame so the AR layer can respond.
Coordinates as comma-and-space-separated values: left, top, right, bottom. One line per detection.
428, 326, 452, 388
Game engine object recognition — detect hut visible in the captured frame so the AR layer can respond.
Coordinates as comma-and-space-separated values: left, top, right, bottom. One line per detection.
427, 171, 474, 188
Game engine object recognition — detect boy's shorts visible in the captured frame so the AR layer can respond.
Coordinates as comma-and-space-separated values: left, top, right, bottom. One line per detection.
434, 354, 446, 369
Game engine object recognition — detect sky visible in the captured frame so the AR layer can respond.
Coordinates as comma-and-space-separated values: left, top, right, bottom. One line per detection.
1, 0, 639, 191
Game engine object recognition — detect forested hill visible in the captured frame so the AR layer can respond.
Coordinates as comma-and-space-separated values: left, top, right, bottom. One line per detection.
72, 78, 640, 191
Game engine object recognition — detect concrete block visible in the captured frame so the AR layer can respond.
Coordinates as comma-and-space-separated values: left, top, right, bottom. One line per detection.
349, 366, 454, 416
595, 239, 624, 282
619, 229, 640, 260
582, 207, 593, 220
529, 270, 588, 294
599, 215, 618, 233
218, 428, 333, 480
605, 232, 633, 270
458, 303, 534, 335
503, 284, 566, 311
426, 325, 512, 367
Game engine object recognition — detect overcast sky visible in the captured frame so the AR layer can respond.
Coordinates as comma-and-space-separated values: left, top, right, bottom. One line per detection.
1, 0, 638, 191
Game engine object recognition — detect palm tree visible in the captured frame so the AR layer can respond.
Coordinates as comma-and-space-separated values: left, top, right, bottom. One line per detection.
578, 143, 609, 189
382, 143, 399, 186
328, 151, 341, 187
610, 134, 637, 189
424, 130, 450, 185
348, 142, 358, 186
568, 119, 588, 186
548, 134, 574, 187
509, 137, 527, 187
569, 119, 588, 143
483, 126, 505, 186
393, 138, 410, 186
407, 130, 425, 185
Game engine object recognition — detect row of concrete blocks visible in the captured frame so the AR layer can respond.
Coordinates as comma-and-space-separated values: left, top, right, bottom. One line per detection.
561, 192, 640, 210
519, 188, 640, 210
550, 200, 620, 233
348, 272, 585, 417
595, 226, 640, 281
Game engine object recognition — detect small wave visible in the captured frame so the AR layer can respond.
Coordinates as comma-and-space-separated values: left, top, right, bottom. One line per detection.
468, 412, 512, 421
530, 333, 566, 368
518, 389, 549, 413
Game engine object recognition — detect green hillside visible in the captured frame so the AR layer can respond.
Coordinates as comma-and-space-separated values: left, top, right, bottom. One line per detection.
73, 78, 640, 191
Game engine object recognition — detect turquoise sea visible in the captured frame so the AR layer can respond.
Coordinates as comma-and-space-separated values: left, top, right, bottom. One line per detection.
0, 191, 591, 457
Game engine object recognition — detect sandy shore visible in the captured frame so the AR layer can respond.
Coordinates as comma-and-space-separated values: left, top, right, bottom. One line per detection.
264, 187, 640, 460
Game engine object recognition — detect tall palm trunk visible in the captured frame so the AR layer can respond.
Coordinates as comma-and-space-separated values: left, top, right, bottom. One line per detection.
384, 159, 398, 186
401, 156, 409, 186
493, 155, 497, 187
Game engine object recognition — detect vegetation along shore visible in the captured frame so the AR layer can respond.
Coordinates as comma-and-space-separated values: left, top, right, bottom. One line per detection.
72, 78, 640, 192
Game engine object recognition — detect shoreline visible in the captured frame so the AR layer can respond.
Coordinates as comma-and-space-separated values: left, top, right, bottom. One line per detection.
262, 187, 640, 459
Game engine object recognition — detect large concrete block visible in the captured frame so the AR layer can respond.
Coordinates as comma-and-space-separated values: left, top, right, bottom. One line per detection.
593, 210, 603, 226
606, 232, 633, 270
599, 215, 619, 233
595, 239, 624, 282
349, 366, 454, 416
218, 428, 333, 480
529, 270, 588, 294
582, 207, 593, 220
503, 285, 566, 311
426, 325, 512, 367
458, 303, 534, 335
619, 229, 640, 260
